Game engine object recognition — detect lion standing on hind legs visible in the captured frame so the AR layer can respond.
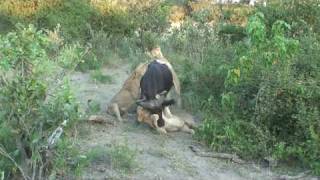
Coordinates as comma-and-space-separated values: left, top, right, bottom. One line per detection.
106, 46, 181, 122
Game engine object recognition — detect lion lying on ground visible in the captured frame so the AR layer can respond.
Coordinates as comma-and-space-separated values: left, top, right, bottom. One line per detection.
136, 105, 195, 134
106, 47, 181, 121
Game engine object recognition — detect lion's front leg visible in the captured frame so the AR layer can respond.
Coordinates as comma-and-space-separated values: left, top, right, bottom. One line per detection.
163, 106, 173, 118
110, 103, 123, 122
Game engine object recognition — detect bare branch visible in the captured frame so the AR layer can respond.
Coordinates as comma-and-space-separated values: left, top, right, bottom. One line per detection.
0, 146, 30, 180
189, 145, 245, 164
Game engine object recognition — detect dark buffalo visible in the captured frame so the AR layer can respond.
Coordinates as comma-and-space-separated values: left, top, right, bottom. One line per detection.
137, 60, 175, 127
139, 60, 173, 100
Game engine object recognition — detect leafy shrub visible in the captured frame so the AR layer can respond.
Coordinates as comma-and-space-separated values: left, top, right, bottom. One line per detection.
34, 0, 97, 41
0, 13, 15, 34
50, 138, 88, 178
95, 9, 136, 37
76, 28, 124, 71
163, 18, 234, 111
132, 2, 170, 51
57, 43, 87, 69
0, 24, 81, 179
257, 0, 320, 36
193, 11, 320, 174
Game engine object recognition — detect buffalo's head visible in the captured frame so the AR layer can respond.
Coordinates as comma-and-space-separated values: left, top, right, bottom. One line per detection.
136, 91, 175, 111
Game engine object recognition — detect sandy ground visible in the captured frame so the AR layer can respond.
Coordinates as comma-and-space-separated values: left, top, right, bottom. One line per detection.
69, 64, 316, 180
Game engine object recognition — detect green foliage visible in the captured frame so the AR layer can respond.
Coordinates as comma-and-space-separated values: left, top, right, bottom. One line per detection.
0, 24, 80, 179
257, 0, 320, 36
196, 115, 269, 159
90, 70, 113, 84
85, 146, 108, 163
107, 143, 138, 173
84, 143, 138, 174
132, 2, 170, 50
95, 9, 136, 37
51, 139, 88, 178
86, 100, 101, 116
35, 0, 97, 41
134, 2, 170, 34
0, 13, 15, 34
192, 11, 320, 174
77, 28, 117, 71
164, 18, 234, 111
1, 0, 319, 176
218, 24, 246, 42
57, 43, 87, 69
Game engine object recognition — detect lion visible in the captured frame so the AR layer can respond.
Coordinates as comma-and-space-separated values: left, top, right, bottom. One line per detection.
106, 63, 147, 121
106, 46, 181, 121
136, 105, 195, 134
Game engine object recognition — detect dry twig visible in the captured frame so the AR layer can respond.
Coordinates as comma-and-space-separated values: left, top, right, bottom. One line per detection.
0, 146, 30, 180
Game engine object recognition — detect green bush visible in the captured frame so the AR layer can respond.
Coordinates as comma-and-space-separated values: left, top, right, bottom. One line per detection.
132, 2, 170, 51
192, 11, 320, 174
95, 9, 136, 37
257, 0, 320, 36
0, 13, 15, 34
0, 24, 81, 179
34, 0, 97, 41
163, 18, 234, 111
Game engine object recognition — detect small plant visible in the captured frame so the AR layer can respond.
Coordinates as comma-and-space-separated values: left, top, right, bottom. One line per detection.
90, 70, 113, 84
86, 146, 109, 164
107, 143, 138, 173
51, 139, 88, 178
84, 143, 139, 174
86, 99, 101, 115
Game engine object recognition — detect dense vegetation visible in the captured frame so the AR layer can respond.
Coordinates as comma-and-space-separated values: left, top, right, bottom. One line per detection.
0, 0, 319, 178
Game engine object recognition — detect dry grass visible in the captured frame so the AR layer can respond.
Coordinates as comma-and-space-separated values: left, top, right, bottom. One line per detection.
0, 0, 252, 27
0, 0, 61, 17
189, 1, 253, 26
90, 0, 159, 15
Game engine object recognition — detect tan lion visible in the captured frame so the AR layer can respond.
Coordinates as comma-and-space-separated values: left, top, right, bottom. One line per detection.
106, 47, 181, 121
136, 105, 195, 134
106, 63, 147, 121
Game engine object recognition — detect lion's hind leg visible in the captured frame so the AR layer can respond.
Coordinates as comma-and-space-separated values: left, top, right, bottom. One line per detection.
181, 124, 195, 134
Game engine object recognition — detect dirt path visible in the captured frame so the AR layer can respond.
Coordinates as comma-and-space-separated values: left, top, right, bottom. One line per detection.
69, 64, 314, 180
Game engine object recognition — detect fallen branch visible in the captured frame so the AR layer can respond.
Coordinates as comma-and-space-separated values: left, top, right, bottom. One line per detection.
189, 145, 245, 164
189, 146, 313, 179
87, 115, 114, 125
275, 170, 311, 180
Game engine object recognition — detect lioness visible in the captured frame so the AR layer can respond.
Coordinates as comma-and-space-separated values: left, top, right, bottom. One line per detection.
106, 63, 147, 121
136, 105, 195, 134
